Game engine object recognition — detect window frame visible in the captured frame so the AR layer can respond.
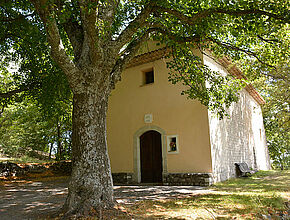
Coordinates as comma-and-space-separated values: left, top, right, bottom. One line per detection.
141, 68, 154, 86
167, 135, 179, 154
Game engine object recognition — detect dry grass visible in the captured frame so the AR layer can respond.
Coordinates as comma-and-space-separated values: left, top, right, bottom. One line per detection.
119, 170, 290, 219
1, 155, 52, 163
1, 169, 288, 219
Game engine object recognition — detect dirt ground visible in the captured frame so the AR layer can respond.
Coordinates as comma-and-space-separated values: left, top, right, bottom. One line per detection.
0, 177, 211, 220
0, 177, 68, 219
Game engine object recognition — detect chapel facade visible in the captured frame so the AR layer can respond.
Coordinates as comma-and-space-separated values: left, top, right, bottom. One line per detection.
106, 42, 271, 186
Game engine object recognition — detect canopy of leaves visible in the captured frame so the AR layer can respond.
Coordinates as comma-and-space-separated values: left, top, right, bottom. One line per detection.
235, 22, 289, 169
0, 0, 73, 160
253, 71, 289, 169
0, 99, 50, 157
0, 98, 72, 160
1, 0, 289, 117
0, 0, 72, 114
0, 0, 289, 216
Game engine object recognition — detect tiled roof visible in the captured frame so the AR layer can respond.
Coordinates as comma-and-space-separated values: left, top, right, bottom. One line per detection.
218, 57, 265, 105
127, 47, 265, 105
126, 48, 170, 68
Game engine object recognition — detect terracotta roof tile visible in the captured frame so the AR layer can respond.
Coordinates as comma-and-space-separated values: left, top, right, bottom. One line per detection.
127, 48, 265, 105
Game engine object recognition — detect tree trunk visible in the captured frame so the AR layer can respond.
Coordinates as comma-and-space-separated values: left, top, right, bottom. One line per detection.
62, 90, 114, 216
49, 142, 53, 160
56, 121, 62, 160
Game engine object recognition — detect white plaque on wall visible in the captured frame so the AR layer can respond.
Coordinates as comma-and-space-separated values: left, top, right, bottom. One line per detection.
144, 114, 153, 123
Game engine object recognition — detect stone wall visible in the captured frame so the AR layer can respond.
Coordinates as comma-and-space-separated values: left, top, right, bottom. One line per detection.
163, 173, 213, 186
112, 172, 213, 186
0, 161, 72, 178
208, 90, 271, 183
112, 173, 134, 184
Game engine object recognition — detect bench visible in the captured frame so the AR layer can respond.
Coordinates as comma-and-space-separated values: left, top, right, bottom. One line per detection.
234, 162, 256, 177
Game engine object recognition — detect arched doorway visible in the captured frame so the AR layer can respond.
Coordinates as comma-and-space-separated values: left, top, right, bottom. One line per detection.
140, 130, 163, 183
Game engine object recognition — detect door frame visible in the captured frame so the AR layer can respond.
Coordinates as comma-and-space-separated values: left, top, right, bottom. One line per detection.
133, 125, 167, 183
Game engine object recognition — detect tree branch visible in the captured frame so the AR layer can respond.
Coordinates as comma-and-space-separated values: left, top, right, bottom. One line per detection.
30, 0, 82, 92
98, 0, 122, 43
257, 35, 282, 44
155, 6, 289, 25
110, 28, 154, 86
98, 0, 120, 29
0, 87, 28, 99
54, 0, 84, 62
111, 24, 203, 86
62, 18, 84, 62
208, 36, 276, 69
0, 13, 35, 22
265, 72, 289, 81
0, 33, 34, 45
78, 0, 100, 63
149, 23, 202, 43
114, 3, 153, 51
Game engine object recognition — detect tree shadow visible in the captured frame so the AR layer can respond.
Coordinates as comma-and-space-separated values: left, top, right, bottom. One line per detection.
0, 178, 68, 219
126, 192, 286, 219
212, 170, 290, 194
0, 171, 288, 219
114, 185, 211, 204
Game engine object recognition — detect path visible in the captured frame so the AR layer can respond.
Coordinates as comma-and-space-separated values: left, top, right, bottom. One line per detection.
0, 177, 212, 219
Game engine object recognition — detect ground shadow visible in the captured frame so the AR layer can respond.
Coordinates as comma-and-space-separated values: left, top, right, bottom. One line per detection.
0, 178, 211, 219
0, 177, 68, 220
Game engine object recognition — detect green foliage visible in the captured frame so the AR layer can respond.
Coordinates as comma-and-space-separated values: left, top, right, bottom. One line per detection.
146, 0, 288, 117
0, 99, 72, 160
0, 1, 289, 214
0, 0, 71, 111
0, 0, 289, 163
253, 76, 289, 170
167, 45, 245, 118
3, 155, 52, 164
0, 0, 73, 160
0, 100, 49, 157
1, 0, 289, 117
0, 65, 22, 109
238, 23, 289, 169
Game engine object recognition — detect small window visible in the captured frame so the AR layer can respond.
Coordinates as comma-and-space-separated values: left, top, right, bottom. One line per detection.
143, 69, 154, 85
167, 135, 179, 154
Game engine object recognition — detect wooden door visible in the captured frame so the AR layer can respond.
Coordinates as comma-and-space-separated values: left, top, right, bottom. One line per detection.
140, 130, 163, 183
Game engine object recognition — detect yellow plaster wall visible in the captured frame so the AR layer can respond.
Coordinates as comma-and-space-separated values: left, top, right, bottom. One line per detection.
107, 57, 212, 173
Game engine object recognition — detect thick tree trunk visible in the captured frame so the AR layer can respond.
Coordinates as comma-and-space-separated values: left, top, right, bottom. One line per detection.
62, 89, 114, 216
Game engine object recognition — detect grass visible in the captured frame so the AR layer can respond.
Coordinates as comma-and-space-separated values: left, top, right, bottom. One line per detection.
0, 155, 53, 164
120, 170, 290, 219
0, 168, 288, 219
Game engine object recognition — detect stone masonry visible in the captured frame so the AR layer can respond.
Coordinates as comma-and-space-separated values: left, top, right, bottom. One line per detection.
112, 172, 213, 186
163, 173, 213, 186
112, 173, 134, 184
208, 90, 270, 183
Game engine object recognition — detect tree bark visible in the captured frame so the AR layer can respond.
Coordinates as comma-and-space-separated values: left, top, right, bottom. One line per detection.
62, 89, 114, 216
49, 142, 53, 160
56, 121, 62, 160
